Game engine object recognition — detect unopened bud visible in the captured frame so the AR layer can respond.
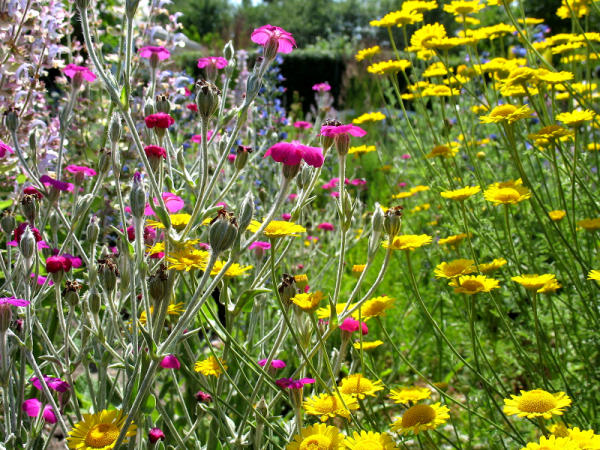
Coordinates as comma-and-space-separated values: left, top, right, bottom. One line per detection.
144, 100, 155, 117
245, 73, 262, 103
21, 194, 38, 224
148, 264, 168, 306
372, 204, 384, 233
235, 145, 252, 171
155, 94, 170, 114
383, 206, 403, 238
125, 0, 140, 18
209, 209, 238, 253
98, 256, 119, 293
109, 113, 122, 147
335, 134, 350, 156
63, 280, 82, 307
0, 211, 16, 235
195, 80, 221, 121
223, 41, 235, 62
88, 288, 101, 315
29, 131, 37, 155
87, 216, 100, 244
0, 304, 12, 333
4, 107, 19, 133
130, 173, 146, 219
19, 226, 36, 260
237, 193, 254, 233
297, 165, 312, 191
98, 148, 111, 174
278, 274, 297, 305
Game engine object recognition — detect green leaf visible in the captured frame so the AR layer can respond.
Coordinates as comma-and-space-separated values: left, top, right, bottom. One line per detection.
141, 393, 156, 414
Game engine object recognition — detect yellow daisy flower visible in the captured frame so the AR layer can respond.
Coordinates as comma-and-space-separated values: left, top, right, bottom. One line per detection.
354, 295, 395, 319
67, 409, 137, 450
411, 23, 447, 49
348, 145, 376, 155
390, 402, 450, 435
478, 258, 508, 274
382, 234, 433, 251
352, 340, 384, 350
443, 0, 485, 16
286, 423, 345, 450
210, 261, 253, 277
303, 393, 359, 422
166, 248, 210, 271
521, 435, 579, 450
139, 302, 184, 326
355, 46, 381, 62
440, 186, 481, 201
147, 213, 191, 231
367, 60, 412, 75
291, 291, 325, 312
351, 264, 366, 275
392, 190, 415, 199
434, 259, 476, 278
503, 389, 571, 419
345, 430, 398, 449
389, 386, 432, 404
588, 269, 600, 282
410, 185, 430, 194
316, 302, 356, 320
338, 374, 384, 399
402, 1, 438, 14
511, 274, 559, 292
567, 427, 600, 448
484, 180, 531, 205
480, 104, 534, 124
556, 109, 596, 127
438, 233, 469, 246
449, 275, 500, 294
353, 112, 386, 124
194, 356, 227, 378
426, 143, 459, 158
548, 210, 566, 221
577, 218, 600, 231
247, 220, 306, 238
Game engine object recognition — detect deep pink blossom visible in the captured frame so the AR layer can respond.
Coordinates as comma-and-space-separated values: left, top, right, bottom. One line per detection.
45, 255, 72, 274
321, 178, 340, 190
227, 154, 236, 162
127, 226, 157, 244
339, 317, 368, 335
195, 391, 213, 403
149, 427, 166, 443
186, 103, 198, 112
330, 191, 340, 198
249, 241, 271, 250
40, 174, 74, 192
160, 355, 181, 369
144, 145, 167, 160
0, 141, 14, 157
317, 222, 334, 231
22, 399, 57, 424
348, 178, 367, 186
197, 57, 228, 69
138, 46, 170, 60
251, 25, 296, 54
398, 182, 407, 188
275, 377, 315, 389
190, 131, 214, 143
293, 121, 312, 129
14, 223, 42, 244
258, 359, 286, 369
63, 64, 96, 82
288, 193, 298, 201
31, 274, 53, 286
281, 213, 291, 221
23, 186, 43, 199
402, 153, 411, 160
320, 124, 367, 138
145, 113, 175, 129
31, 376, 70, 393
312, 82, 331, 92
0, 297, 30, 307
66, 165, 97, 177
264, 141, 324, 167
126, 192, 184, 216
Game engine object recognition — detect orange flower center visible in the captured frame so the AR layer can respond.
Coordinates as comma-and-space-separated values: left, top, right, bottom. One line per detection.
299, 435, 332, 450
85, 423, 120, 448
354, 438, 384, 450
461, 280, 484, 291
517, 390, 557, 413
491, 105, 517, 118
401, 404, 436, 428
494, 188, 521, 202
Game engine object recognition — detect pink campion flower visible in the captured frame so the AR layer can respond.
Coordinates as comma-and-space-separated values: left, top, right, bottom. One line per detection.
317, 222, 334, 231
197, 57, 228, 69
184, 86, 193, 97
321, 178, 340, 190
339, 317, 368, 335
45, 255, 72, 274
186, 103, 198, 112
31, 274, 53, 286
124, 192, 183, 216
264, 141, 324, 167
63, 64, 96, 82
22, 399, 57, 424
60, 253, 83, 269
258, 359, 286, 369
330, 191, 340, 198
190, 130, 215, 143
195, 391, 213, 403
138, 46, 170, 61
144, 113, 175, 129
0, 141, 14, 157
227, 154, 236, 162
288, 193, 298, 201
275, 377, 315, 389
320, 124, 367, 138
23, 186, 43, 199
293, 121, 312, 129
66, 165, 97, 177
312, 82, 331, 93
14, 223, 42, 244
40, 174, 74, 192
144, 145, 167, 160
251, 25, 296, 58
401, 153, 411, 160
398, 182, 407, 188
127, 226, 157, 245
160, 355, 181, 369
281, 213, 291, 221
249, 241, 271, 250
31, 376, 70, 393
149, 427, 166, 443
348, 178, 367, 186
0, 296, 30, 308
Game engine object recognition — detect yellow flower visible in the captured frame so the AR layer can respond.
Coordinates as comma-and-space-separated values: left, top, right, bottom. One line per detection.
588, 269, 600, 282
410, 185, 430, 193
367, 60, 412, 75
355, 45, 381, 62
389, 386, 432, 404
426, 143, 459, 158
383, 234, 433, 251
355, 295, 395, 319
440, 186, 481, 201
537, 279, 562, 294
370, 10, 423, 27
286, 423, 345, 450
512, 274, 558, 292
549, 422, 570, 437
291, 291, 324, 312
438, 233, 469, 246
567, 427, 600, 448
166, 248, 210, 271
338, 374, 384, 399
443, 0, 485, 16
521, 435, 580, 450
209, 261, 253, 277
247, 220, 306, 238
480, 104, 533, 124
194, 356, 227, 377
316, 302, 356, 319
529, 125, 574, 147
411, 23, 448, 49
588, 143, 600, 152
345, 431, 398, 449
392, 190, 415, 199
352, 340, 384, 350
352, 264, 366, 275
402, 1, 438, 14
147, 213, 191, 231
556, 109, 595, 127
484, 180, 531, 205
348, 145, 376, 155
503, 389, 571, 419
352, 112, 386, 124
577, 218, 600, 231
478, 258, 507, 274
422, 62, 449, 78
390, 402, 450, 435
449, 275, 500, 294
139, 302, 184, 326
536, 69, 574, 84
434, 259, 476, 278
303, 393, 359, 422
67, 409, 137, 450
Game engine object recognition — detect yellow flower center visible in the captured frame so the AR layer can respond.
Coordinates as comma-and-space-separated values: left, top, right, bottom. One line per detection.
402, 404, 436, 428
299, 435, 332, 450
494, 187, 521, 202
517, 390, 557, 413
85, 423, 120, 448
492, 105, 517, 118
354, 439, 384, 450
461, 279, 484, 291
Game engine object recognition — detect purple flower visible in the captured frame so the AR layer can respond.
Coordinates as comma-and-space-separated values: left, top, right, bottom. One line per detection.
312, 82, 331, 92
0, 140, 14, 158
197, 57, 228, 69
275, 377, 315, 389
149, 427, 166, 443
21, 398, 57, 424
251, 25, 296, 54
40, 174, 73, 192
63, 64, 96, 82
258, 359, 286, 369
31, 274, 53, 286
320, 124, 367, 138
139, 46, 170, 61
264, 141, 324, 168
0, 297, 30, 307
31, 376, 70, 393
160, 354, 181, 369
65, 165, 97, 177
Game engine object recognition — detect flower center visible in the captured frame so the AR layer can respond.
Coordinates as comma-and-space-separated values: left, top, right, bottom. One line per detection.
495, 188, 520, 202
492, 105, 517, 118
517, 390, 557, 413
461, 280, 484, 291
299, 435, 332, 450
354, 439, 384, 450
401, 404, 436, 428
84, 423, 120, 448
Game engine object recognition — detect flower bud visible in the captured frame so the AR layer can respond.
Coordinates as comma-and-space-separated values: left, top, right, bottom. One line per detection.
63, 280, 82, 307
282, 163, 301, 180
237, 192, 254, 233
297, 165, 312, 191
144, 100, 155, 117
223, 41, 235, 62
371, 203, 384, 234
97, 148, 111, 174
278, 273, 297, 305
29, 131, 37, 155
4, 107, 19, 133
195, 391, 212, 403
98, 256, 119, 293
209, 210, 238, 253
334, 134, 350, 156
0, 304, 12, 334
148, 264, 168, 306
235, 145, 252, 171
108, 113, 122, 147
383, 206, 403, 238
88, 288, 101, 316
125, 0, 140, 18
155, 94, 171, 114
1, 211, 16, 235
195, 80, 221, 121
245, 73, 262, 103
130, 173, 146, 219
87, 216, 100, 244
264, 36, 279, 61
19, 226, 36, 260
149, 427, 165, 444
20, 194, 38, 224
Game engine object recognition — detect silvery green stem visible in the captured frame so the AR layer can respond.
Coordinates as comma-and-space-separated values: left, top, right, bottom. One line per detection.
9, 130, 44, 190
124, 16, 133, 102
330, 154, 347, 324
134, 216, 153, 334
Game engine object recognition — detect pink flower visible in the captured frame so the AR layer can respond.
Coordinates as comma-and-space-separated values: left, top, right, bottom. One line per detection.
339, 317, 368, 335
275, 377, 315, 389
249, 241, 271, 250
0, 296, 30, 307
65, 165, 97, 177
186, 103, 198, 112
321, 178, 340, 190
125, 193, 184, 216
320, 124, 367, 138
40, 174, 74, 192
251, 25, 296, 55
227, 154, 236, 162
14, 223, 43, 244
264, 141, 324, 167
312, 82, 331, 92
195, 391, 213, 403
22, 398, 57, 423
0, 140, 14, 157
293, 121, 312, 129
31, 376, 70, 393
317, 222, 334, 231
144, 145, 167, 160
330, 191, 340, 198
258, 359, 286, 369
57, 252, 83, 269
31, 274, 53, 286
398, 182, 407, 188
190, 130, 214, 143
23, 187, 43, 199
288, 193, 298, 201
144, 113, 175, 129
45, 255, 72, 274
402, 153, 411, 160
63, 64, 96, 82
197, 57, 228, 69
281, 213, 291, 221
149, 427, 166, 443
348, 178, 366, 186
138, 46, 170, 61
160, 355, 181, 369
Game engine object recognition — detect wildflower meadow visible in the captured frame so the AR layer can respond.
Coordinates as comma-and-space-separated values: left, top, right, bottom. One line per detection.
2, 0, 600, 448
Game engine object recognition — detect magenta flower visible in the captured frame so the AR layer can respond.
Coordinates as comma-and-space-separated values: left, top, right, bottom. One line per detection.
22, 399, 57, 424
249, 241, 271, 250
293, 121, 312, 129
190, 130, 215, 143
339, 317, 368, 335
40, 174, 74, 192
275, 377, 315, 389
402, 153, 411, 160
251, 25, 296, 55
0, 297, 30, 307
320, 124, 367, 138
66, 165, 97, 177
281, 213, 291, 221
312, 82, 331, 93
195, 391, 213, 403
160, 354, 181, 369
197, 57, 228, 69
186, 103, 198, 112
288, 193, 298, 201
321, 178, 340, 190
144, 145, 167, 160
31, 274, 53, 286
14, 223, 43, 244
398, 182, 407, 188
63, 64, 96, 82
149, 427, 166, 443
264, 141, 324, 167
138, 46, 170, 61
317, 222, 334, 231
45, 255, 72, 274
23, 186, 43, 199
126, 192, 184, 216
144, 113, 175, 129
31, 376, 70, 393
0, 140, 14, 158
348, 178, 366, 186
258, 359, 286, 369
227, 154, 236, 162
